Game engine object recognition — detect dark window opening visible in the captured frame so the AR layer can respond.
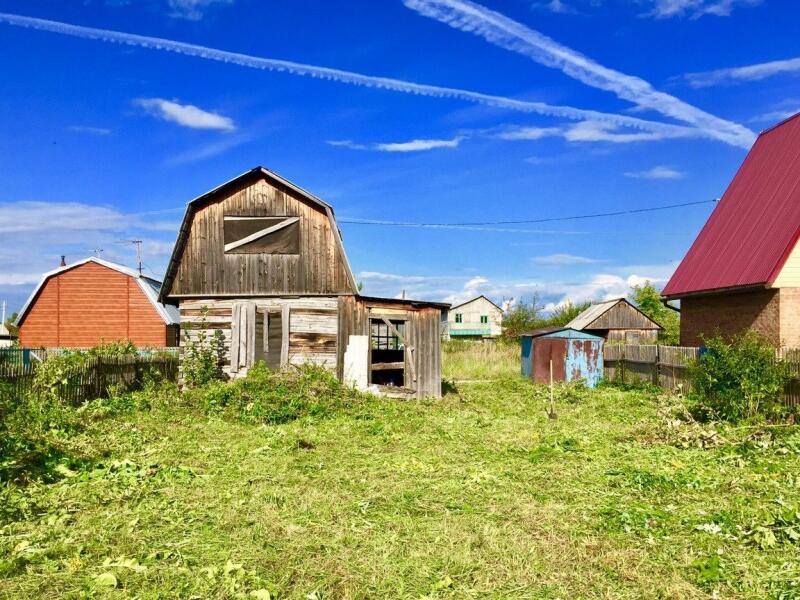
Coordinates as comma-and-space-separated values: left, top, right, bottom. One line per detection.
223, 216, 300, 254
370, 319, 406, 387
480, 315, 488, 324
455, 313, 463, 323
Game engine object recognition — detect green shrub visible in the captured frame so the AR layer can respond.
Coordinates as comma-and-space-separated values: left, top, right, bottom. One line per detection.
181, 309, 224, 387
188, 362, 364, 425
689, 333, 792, 422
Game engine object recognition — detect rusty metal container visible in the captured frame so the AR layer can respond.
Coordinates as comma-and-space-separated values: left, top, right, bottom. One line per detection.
521, 327, 604, 388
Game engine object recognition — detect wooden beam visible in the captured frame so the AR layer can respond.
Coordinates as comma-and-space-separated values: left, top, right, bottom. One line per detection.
380, 317, 417, 384
223, 217, 300, 252
370, 361, 405, 371
281, 304, 290, 368
230, 302, 241, 373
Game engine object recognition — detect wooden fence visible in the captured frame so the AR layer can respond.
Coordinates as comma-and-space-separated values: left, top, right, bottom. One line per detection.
0, 353, 179, 404
603, 344, 800, 406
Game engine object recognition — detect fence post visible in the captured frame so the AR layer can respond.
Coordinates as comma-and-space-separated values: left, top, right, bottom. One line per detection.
654, 344, 661, 387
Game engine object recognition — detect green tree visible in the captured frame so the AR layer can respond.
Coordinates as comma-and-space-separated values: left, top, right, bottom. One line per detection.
502, 295, 544, 338
629, 281, 680, 345
547, 301, 591, 327
4, 311, 19, 338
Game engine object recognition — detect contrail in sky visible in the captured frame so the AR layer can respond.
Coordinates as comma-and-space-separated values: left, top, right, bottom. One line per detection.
0, 12, 709, 141
403, 0, 756, 148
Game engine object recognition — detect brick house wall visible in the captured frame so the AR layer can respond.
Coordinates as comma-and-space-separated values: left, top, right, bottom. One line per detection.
778, 288, 800, 347
679, 288, 781, 346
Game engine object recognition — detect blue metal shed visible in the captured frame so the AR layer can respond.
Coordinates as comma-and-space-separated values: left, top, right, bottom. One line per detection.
521, 327, 604, 388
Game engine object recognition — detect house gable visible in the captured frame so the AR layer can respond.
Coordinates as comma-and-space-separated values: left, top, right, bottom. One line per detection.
663, 112, 800, 298
771, 237, 800, 288
161, 168, 357, 299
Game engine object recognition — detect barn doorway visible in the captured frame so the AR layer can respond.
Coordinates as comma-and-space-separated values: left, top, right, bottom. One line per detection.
232, 302, 289, 373
369, 317, 407, 388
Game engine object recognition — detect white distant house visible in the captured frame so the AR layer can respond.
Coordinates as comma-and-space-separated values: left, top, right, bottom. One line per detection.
445, 295, 503, 339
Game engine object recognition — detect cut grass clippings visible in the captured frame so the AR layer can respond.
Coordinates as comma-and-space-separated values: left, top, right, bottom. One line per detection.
2, 374, 800, 598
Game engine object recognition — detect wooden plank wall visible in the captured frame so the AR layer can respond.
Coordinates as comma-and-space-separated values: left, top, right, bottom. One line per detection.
170, 178, 355, 297
337, 296, 443, 399
180, 297, 338, 378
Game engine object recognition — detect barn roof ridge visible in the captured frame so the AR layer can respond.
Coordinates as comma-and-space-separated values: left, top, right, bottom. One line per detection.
663, 112, 800, 298
159, 166, 357, 301
566, 297, 662, 331
16, 256, 179, 327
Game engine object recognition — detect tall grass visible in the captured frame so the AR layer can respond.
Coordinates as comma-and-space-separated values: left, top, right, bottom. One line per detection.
442, 339, 519, 380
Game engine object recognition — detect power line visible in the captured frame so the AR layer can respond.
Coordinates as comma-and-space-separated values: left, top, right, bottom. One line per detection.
338, 198, 718, 228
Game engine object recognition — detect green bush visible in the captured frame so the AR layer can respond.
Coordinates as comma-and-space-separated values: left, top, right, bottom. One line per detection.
188, 362, 364, 424
689, 333, 792, 422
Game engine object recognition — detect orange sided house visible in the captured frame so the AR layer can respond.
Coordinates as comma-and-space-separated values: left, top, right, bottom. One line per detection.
16, 257, 180, 348
158, 167, 448, 398
662, 113, 800, 347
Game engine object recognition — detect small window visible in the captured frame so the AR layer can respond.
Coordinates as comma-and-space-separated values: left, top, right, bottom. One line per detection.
480, 315, 488, 324
455, 313, 463, 323
223, 216, 300, 254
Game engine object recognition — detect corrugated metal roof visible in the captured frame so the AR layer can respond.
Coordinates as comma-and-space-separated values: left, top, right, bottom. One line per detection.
566, 298, 621, 330
16, 257, 179, 326
663, 112, 800, 298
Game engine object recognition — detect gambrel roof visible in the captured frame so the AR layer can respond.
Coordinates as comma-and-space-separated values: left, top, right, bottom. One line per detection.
663, 112, 800, 299
159, 167, 357, 301
16, 257, 179, 326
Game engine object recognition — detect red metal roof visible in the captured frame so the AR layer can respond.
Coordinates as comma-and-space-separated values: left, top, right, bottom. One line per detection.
663, 112, 800, 299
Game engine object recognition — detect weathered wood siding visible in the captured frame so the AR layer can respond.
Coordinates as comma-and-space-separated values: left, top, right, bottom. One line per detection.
606, 329, 658, 344
337, 296, 442, 399
169, 178, 355, 297
180, 297, 338, 378
18, 262, 171, 348
586, 301, 661, 330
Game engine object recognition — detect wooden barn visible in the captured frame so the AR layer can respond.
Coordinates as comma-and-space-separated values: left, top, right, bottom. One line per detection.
16, 257, 180, 348
445, 295, 503, 339
566, 298, 662, 344
159, 167, 447, 398
663, 112, 800, 347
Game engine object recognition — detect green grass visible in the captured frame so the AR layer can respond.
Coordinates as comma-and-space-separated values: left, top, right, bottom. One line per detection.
442, 340, 520, 380
2, 353, 800, 598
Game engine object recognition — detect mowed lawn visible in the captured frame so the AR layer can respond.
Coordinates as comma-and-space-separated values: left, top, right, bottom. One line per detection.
2, 352, 800, 598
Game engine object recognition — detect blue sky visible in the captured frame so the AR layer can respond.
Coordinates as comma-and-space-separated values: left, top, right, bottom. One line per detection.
0, 0, 798, 314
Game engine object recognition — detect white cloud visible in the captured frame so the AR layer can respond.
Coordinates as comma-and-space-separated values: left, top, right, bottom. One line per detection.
403, 0, 755, 148
0, 12, 709, 141
751, 109, 800, 125
533, 0, 577, 14
0, 273, 42, 286
0, 200, 177, 311
683, 57, 800, 88
646, 0, 762, 19
328, 136, 464, 153
624, 165, 684, 179
377, 137, 463, 152
532, 253, 602, 266
134, 98, 235, 131
495, 126, 562, 140
166, 0, 233, 20
356, 265, 675, 309
165, 133, 253, 165
562, 121, 672, 143
68, 125, 112, 135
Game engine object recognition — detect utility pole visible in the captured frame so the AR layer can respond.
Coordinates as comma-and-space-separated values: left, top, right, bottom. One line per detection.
120, 239, 143, 275
92, 248, 104, 257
